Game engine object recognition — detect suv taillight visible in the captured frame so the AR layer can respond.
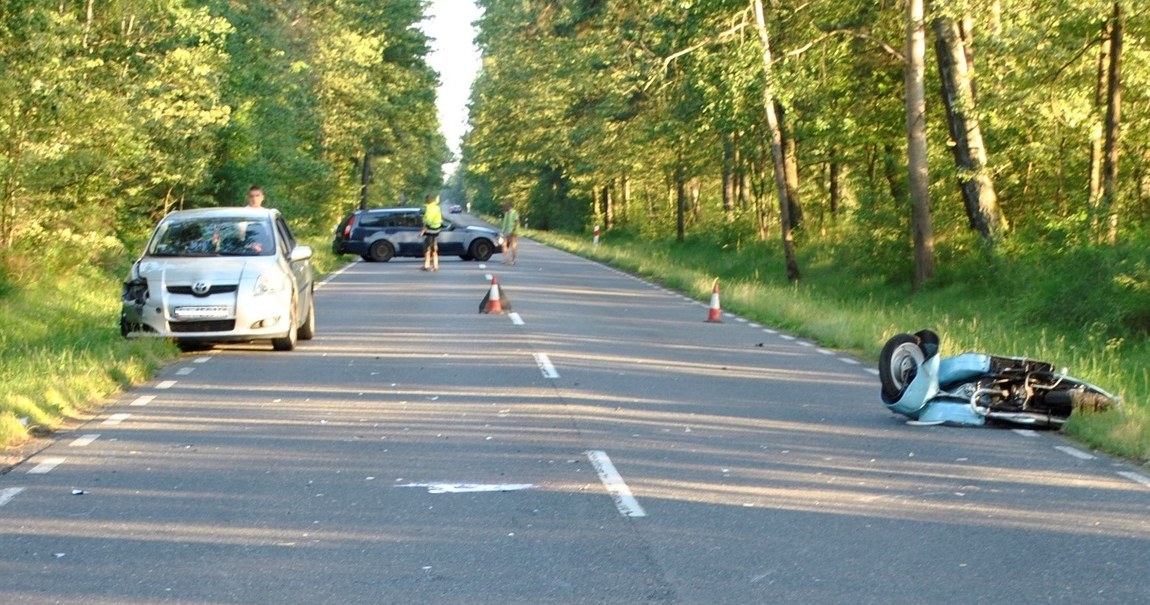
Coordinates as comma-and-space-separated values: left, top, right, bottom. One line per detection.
342, 215, 356, 237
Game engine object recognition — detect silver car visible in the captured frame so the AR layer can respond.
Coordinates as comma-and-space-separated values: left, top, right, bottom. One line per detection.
120, 207, 316, 351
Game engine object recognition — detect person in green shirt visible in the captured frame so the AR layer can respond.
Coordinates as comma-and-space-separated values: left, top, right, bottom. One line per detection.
421, 194, 443, 271
499, 201, 520, 265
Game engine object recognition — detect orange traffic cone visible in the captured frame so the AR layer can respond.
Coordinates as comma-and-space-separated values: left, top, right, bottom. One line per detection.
705, 280, 723, 323
479, 276, 510, 314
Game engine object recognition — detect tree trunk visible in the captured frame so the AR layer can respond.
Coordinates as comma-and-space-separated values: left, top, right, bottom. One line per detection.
675, 162, 686, 242
933, 13, 1005, 243
752, 0, 800, 282
722, 132, 735, 213
1088, 18, 1112, 231
781, 115, 804, 229
1101, 1, 1123, 244
906, 0, 934, 289
358, 153, 371, 210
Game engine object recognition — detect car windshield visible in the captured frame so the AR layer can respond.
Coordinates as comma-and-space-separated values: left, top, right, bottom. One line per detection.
149, 218, 274, 257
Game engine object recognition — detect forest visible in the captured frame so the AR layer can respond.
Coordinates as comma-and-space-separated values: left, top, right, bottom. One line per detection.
0, 0, 446, 271
463, 0, 1150, 290
2, 0, 1150, 457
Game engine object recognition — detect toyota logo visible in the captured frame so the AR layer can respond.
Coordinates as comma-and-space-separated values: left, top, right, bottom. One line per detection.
191, 281, 211, 296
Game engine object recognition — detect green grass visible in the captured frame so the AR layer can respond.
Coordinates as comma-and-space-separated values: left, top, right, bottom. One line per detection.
0, 235, 343, 452
531, 228, 1150, 463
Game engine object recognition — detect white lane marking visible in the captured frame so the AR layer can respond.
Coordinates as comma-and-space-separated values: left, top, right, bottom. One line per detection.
1013, 429, 1039, 438
193, 356, 212, 363
509, 312, 525, 326
864, 368, 879, 375
156, 380, 177, 389
1117, 471, 1150, 487
0, 487, 25, 507
780, 335, 795, 341
749, 323, 762, 329
817, 349, 833, 355
176, 367, 195, 376
763, 328, 777, 334
534, 353, 559, 378
585, 450, 647, 518
839, 357, 860, 365
397, 483, 535, 494
484, 273, 493, 281
131, 395, 155, 407
735, 317, 748, 323
1055, 446, 1095, 460
69, 435, 100, 447
103, 414, 131, 426
27, 457, 65, 474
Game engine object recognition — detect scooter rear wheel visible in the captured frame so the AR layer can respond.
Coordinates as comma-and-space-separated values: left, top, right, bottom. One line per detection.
879, 334, 926, 402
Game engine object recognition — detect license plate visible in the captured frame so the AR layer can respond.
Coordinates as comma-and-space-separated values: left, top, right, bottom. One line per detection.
172, 306, 230, 320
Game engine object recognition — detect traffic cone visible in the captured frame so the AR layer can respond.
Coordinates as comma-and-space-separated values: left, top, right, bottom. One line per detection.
479, 276, 510, 314
705, 280, 723, 323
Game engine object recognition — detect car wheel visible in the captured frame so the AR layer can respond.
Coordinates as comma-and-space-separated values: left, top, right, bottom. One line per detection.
367, 240, 394, 262
272, 305, 298, 351
469, 239, 495, 262
297, 290, 316, 341
879, 334, 925, 402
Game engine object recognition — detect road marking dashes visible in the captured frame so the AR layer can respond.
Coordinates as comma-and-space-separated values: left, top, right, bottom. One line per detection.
534, 353, 559, 378
1055, 445, 1095, 460
0, 487, 25, 507
27, 457, 65, 474
586, 450, 646, 518
1117, 471, 1150, 487
69, 435, 100, 447
509, 312, 524, 326
103, 413, 131, 426
131, 395, 155, 407
176, 367, 195, 376
156, 380, 177, 389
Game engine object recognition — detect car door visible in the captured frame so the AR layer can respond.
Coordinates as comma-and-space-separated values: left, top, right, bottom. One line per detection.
435, 220, 465, 255
392, 210, 426, 257
275, 214, 314, 320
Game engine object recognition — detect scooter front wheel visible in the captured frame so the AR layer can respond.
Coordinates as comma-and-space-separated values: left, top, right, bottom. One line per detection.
879, 334, 926, 402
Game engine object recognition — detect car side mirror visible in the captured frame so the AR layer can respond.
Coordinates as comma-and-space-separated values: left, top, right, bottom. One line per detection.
290, 245, 313, 262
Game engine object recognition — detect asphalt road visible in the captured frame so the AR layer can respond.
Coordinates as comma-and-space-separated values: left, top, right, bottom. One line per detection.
3, 222, 1149, 604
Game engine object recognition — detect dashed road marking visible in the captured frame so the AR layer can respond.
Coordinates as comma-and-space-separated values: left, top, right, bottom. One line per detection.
27, 457, 65, 474
156, 380, 177, 389
193, 356, 212, 364
1117, 471, 1150, 487
534, 353, 559, 378
69, 435, 100, 447
131, 395, 155, 407
509, 312, 524, 326
1055, 445, 1095, 460
586, 450, 646, 518
176, 367, 195, 376
103, 413, 131, 426
838, 358, 860, 365
1013, 429, 1039, 438
0, 487, 25, 507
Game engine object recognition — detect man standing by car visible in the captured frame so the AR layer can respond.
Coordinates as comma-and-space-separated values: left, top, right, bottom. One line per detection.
499, 200, 520, 265
421, 194, 443, 271
246, 186, 265, 208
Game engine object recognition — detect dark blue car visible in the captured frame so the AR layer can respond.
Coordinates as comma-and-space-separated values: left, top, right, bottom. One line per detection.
332, 207, 503, 262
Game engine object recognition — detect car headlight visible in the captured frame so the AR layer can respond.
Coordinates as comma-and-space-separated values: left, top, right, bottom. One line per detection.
254, 272, 287, 295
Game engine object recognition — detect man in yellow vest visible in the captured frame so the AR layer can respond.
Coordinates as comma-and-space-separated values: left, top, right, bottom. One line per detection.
421, 194, 443, 271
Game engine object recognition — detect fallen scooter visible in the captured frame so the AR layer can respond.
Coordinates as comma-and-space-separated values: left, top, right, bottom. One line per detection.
879, 330, 1118, 427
